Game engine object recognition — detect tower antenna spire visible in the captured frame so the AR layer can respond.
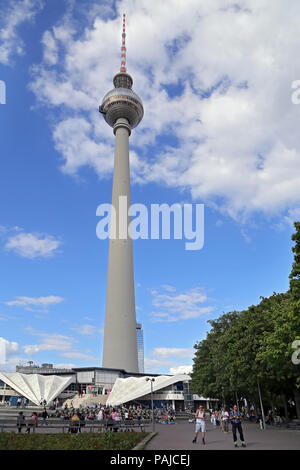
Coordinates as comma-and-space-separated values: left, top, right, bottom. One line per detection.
120, 13, 126, 73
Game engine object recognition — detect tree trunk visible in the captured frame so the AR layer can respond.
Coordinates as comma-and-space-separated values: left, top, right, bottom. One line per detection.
293, 389, 300, 420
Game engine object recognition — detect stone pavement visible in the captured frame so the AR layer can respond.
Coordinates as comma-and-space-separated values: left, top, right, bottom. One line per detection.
145, 420, 300, 450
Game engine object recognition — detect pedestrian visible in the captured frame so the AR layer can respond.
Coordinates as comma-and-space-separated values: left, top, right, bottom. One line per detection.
215, 410, 220, 426
221, 407, 229, 432
229, 405, 246, 448
192, 405, 206, 445
41, 407, 49, 426
97, 408, 103, 421
69, 412, 80, 434
26, 412, 38, 434
17, 412, 26, 433
211, 410, 216, 426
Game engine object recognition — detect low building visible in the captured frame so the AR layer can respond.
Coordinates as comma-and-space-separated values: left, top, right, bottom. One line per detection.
0, 364, 218, 410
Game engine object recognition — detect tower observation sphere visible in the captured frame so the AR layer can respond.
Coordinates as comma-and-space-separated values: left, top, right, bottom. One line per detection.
99, 72, 144, 129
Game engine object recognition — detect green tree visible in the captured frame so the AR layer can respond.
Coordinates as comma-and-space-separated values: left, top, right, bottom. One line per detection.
191, 220, 300, 418
290, 221, 300, 312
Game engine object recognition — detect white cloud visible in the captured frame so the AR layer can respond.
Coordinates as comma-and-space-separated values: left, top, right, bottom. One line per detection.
169, 365, 193, 375
5, 296, 64, 312
145, 346, 194, 374
29, 0, 300, 222
152, 348, 194, 359
0, 226, 22, 236
283, 208, 300, 229
0, 337, 19, 356
60, 351, 99, 362
0, 356, 29, 372
22, 328, 99, 363
0, 0, 44, 65
23, 329, 76, 356
144, 358, 172, 374
41, 30, 58, 65
151, 286, 214, 322
5, 232, 61, 258
70, 324, 103, 336
161, 284, 177, 292
52, 118, 113, 177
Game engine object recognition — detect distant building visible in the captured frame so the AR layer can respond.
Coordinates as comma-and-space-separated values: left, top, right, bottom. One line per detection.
136, 323, 144, 373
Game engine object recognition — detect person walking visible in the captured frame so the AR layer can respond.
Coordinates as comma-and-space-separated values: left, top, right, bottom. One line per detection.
192, 405, 206, 445
221, 407, 229, 432
41, 407, 49, 426
211, 410, 216, 426
230, 405, 246, 448
26, 412, 38, 434
17, 412, 26, 433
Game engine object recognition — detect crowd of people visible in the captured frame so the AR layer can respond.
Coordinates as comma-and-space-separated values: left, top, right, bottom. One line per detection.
54, 403, 153, 422
16, 403, 154, 433
192, 405, 246, 447
15, 402, 177, 434
16, 411, 38, 434
207, 406, 283, 428
191, 404, 286, 448
15, 398, 285, 441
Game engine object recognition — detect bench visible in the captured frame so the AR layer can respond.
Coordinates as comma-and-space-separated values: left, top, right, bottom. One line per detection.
0, 419, 150, 434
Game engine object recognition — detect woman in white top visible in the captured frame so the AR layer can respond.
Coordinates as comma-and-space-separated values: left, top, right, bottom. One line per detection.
192, 405, 206, 444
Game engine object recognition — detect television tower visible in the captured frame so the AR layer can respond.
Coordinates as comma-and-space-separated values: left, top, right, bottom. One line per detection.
99, 14, 143, 373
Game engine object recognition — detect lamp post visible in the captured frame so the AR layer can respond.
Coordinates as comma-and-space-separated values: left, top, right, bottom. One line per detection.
257, 379, 266, 430
146, 378, 155, 432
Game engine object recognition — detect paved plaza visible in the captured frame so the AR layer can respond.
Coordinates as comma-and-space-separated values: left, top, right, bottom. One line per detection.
145, 420, 300, 450
1, 407, 300, 450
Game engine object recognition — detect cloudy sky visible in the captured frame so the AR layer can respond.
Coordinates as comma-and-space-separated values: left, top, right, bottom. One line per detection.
0, 0, 299, 374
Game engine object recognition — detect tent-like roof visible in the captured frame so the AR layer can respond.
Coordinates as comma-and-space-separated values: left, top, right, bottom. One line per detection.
0, 372, 73, 406
106, 373, 191, 406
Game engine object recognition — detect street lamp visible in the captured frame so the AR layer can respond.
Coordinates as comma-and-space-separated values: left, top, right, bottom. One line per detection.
146, 377, 155, 432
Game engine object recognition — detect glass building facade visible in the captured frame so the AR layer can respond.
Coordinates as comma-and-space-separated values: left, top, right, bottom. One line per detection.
136, 323, 144, 373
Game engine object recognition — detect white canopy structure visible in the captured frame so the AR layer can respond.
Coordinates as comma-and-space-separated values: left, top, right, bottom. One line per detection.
0, 372, 73, 406
106, 373, 191, 406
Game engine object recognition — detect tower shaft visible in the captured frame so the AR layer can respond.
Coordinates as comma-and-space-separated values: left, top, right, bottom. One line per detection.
102, 118, 139, 373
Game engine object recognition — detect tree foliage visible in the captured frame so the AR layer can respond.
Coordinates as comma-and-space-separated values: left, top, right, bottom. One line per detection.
191, 222, 300, 410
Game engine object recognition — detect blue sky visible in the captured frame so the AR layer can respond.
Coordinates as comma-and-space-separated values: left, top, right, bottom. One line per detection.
0, 0, 299, 374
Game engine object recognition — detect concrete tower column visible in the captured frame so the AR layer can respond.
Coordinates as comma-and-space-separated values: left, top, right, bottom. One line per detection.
102, 118, 139, 373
